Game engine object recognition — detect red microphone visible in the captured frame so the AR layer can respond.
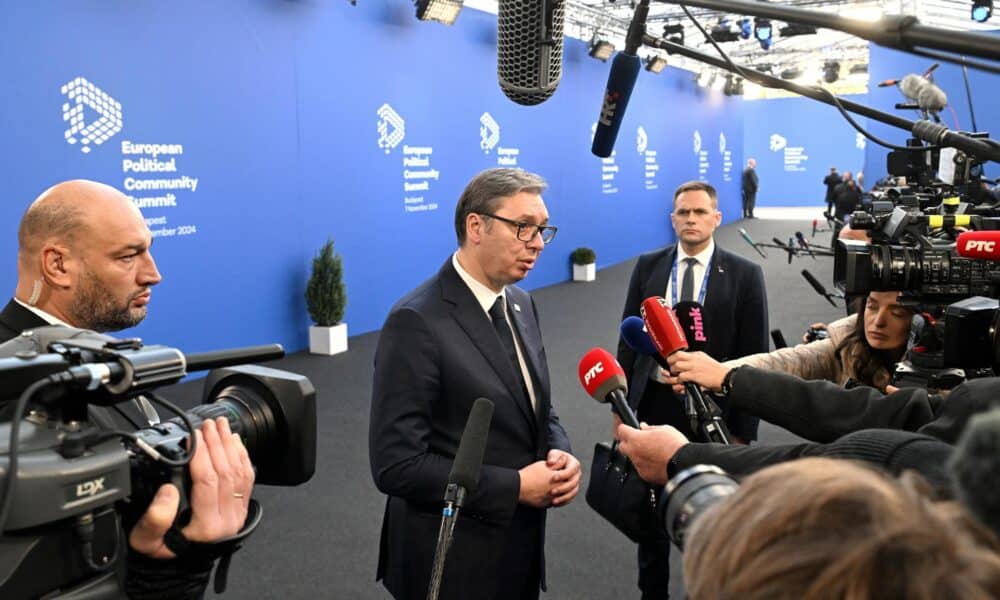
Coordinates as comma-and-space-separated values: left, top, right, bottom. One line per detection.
639, 297, 689, 359
956, 230, 1000, 261
577, 347, 640, 428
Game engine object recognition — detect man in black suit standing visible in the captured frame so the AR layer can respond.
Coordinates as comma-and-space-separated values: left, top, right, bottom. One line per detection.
369, 168, 580, 600
0, 179, 256, 598
616, 180, 769, 599
741, 158, 758, 219
823, 166, 841, 215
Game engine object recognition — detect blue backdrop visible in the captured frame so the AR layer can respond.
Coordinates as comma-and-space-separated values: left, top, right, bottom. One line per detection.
743, 94, 868, 206
864, 38, 1000, 184
1, 2, 747, 352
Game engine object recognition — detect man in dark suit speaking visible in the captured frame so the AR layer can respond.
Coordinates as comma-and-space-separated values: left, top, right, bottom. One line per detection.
369, 168, 580, 600
617, 180, 769, 599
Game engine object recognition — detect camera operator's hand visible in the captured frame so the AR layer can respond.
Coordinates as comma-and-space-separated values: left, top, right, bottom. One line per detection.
667, 351, 729, 392
803, 323, 827, 343
129, 418, 255, 559
616, 422, 689, 487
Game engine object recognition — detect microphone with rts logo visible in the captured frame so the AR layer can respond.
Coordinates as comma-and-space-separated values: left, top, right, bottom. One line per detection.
578, 347, 641, 429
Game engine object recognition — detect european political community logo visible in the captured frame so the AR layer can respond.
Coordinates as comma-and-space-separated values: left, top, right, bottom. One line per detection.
61, 77, 122, 154
377, 103, 405, 154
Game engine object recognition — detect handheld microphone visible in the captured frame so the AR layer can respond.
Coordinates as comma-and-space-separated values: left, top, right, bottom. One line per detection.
812, 219, 818, 238
639, 297, 688, 359
738, 228, 767, 259
801, 269, 839, 308
591, 0, 649, 157
651, 300, 731, 444
578, 347, 640, 429
447, 398, 494, 501
428, 397, 494, 600
795, 231, 816, 259
620, 316, 670, 371
498, 0, 565, 106
949, 408, 1000, 538
772, 237, 794, 264
956, 230, 1000, 261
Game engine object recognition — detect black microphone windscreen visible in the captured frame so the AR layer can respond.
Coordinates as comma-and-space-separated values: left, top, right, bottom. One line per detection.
498, 0, 565, 106
801, 269, 828, 295
949, 408, 1000, 537
673, 301, 709, 353
770, 329, 787, 349
591, 52, 640, 158
448, 398, 495, 493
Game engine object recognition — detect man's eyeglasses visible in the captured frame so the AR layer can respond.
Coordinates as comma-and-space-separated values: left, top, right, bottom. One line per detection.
479, 213, 558, 244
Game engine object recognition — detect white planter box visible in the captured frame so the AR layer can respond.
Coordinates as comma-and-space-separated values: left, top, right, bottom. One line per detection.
309, 323, 348, 355
573, 263, 596, 282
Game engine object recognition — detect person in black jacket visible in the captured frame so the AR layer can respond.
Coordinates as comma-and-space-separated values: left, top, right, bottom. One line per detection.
823, 167, 840, 215
2, 180, 256, 599
741, 159, 758, 218
615, 365, 999, 489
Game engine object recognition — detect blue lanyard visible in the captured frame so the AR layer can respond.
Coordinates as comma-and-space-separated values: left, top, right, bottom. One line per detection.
670, 255, 712, 307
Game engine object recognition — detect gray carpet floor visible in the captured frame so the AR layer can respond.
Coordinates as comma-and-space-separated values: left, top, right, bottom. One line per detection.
156, 214, 846, 599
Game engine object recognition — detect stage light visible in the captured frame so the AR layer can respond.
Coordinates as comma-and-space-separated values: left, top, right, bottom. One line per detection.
663, 23, 685, 46
780, 66, 802, 80
589, 38, 616, 61
645, 55, 669, 73
739, 18, 752, 39
972, 0, 993, 22
779, 23, 818, 37
710, 20, 740, 43
754, 18, 772, 42
823, 61, 841, 83
724, 75, 744, 96
849, 63, 868, 74
415, 0, 463, 25
697, 71, 713, 87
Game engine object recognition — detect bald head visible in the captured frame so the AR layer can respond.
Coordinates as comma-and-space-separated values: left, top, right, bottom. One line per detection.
14, 180, 160, 331
18, 180, 137, 263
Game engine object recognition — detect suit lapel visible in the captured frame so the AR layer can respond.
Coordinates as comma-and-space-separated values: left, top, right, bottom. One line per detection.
646, 246, 675, 300
507, 294, 546, 425
438, 262, 537, 430
704, 247, 728, 357
0, 298, 49, 341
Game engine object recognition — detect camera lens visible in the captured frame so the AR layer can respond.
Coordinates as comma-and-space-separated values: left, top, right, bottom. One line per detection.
660, 465, 738, 550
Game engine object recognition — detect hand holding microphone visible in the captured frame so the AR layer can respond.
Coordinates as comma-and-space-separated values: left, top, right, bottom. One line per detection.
665, 351, 730, 393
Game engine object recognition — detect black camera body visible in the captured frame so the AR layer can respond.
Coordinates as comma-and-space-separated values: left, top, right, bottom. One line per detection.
0, 327, 317, 598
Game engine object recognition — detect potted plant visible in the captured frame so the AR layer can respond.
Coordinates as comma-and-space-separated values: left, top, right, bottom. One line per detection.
306, 239, 348, 355
571, 247, 597, 282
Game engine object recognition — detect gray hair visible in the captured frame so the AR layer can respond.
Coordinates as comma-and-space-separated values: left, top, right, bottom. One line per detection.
454, 168, 547, 245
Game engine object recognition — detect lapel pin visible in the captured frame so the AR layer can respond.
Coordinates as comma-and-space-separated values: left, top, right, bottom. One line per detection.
513, 303, 521, 312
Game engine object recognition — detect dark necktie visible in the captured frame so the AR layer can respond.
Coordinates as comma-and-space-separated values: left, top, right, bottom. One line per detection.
680, 257, 699, 303
489, 296, 531, 404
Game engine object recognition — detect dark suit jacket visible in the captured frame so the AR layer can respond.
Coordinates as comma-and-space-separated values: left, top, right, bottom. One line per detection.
616, 244, 769, 439
0, 298, 45, 343
369, 259, 571, 600
742, 168, 758, 194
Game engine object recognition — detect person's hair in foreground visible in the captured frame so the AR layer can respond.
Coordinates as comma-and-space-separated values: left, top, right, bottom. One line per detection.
683, 458, 1000, 600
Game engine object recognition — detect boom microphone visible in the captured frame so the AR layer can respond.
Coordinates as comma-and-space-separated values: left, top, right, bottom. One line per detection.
620, 316, 670, 371
428, 397, 494, 600
773, 237, 794, 264
795, 231, 816, 259
738, 228, 767, 258
956, 230, 1000, 261
812, 219, 818, 237
578, 347, 640, 429
591, 0, 649, 157
498, 0, 565, 106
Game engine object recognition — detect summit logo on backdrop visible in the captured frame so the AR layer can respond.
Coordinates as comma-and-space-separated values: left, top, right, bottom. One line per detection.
61, 77, 123, 154
693, 130, 702, 154
636, 126, 648, 154
480, 112, 500, 153
377, 103, 405, 154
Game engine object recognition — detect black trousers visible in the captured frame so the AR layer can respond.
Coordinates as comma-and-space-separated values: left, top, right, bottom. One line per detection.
742, 190, 756, 217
